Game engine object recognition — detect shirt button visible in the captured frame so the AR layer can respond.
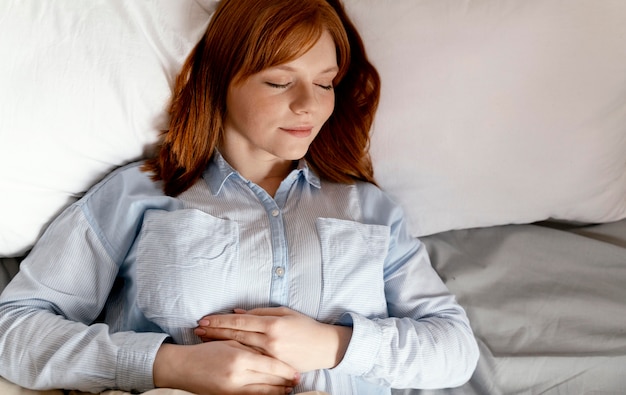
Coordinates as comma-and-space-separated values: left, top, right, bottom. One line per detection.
271, 209, 280, 217
275, 267, 285, 277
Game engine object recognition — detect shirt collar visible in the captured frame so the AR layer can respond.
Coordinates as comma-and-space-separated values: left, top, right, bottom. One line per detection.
203, 151, 321, 196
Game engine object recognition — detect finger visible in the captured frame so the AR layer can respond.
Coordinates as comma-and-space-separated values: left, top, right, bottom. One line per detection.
195, 335, 266, 359
241, 350, 300, 384
196, 308, 248, 321
245, 369, 296, 387
227, 339, 264, 354
240, 384, 294, 395
197, 327, 267, 347
197, 307, 291, 329
224, 341, 300, 385
199, 313, 269, 332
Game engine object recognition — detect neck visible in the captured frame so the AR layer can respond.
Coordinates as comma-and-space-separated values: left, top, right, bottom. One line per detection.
220, 151, 296, 197
248, 162, 296, 197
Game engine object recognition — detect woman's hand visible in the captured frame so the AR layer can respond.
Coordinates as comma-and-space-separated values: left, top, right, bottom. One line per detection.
194, 307, 353, 372
153, 339, 299, 395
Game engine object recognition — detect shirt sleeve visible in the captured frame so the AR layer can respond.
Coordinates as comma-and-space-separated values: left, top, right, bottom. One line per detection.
0, 185, 169, 393
332, 183, 480, 389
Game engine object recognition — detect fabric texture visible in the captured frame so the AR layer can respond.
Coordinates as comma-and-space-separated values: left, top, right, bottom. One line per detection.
392, 219, 626, 395
0, 154, 478, 394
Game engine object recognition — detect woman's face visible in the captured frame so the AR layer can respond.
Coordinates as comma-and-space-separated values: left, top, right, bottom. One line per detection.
221, 30, 338, 174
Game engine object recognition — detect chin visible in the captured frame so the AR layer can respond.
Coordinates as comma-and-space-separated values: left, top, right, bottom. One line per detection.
280, 147, 311, 161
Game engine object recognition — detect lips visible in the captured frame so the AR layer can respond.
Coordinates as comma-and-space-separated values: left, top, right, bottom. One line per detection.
280, 126, 314, 138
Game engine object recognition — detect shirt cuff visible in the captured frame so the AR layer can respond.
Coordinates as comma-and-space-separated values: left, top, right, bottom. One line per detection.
114, 332, 171, 392
332, 312, 382, 376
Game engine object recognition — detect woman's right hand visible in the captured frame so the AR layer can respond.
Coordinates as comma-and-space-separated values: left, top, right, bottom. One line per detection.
153, 340, 300, 395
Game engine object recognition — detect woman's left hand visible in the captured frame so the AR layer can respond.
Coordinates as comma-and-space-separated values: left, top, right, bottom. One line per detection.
194, 306, 352, 373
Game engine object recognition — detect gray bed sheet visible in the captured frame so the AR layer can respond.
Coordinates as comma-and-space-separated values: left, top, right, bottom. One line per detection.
393, 220, 626, 395
2, 220, 625, 394
0, 256, 19, 293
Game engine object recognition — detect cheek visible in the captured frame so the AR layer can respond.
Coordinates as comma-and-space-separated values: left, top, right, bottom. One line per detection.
229, 97, 260, 128
321, 95, 336, 122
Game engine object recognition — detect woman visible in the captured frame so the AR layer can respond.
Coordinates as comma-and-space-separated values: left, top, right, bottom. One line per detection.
0, 0, 479, 394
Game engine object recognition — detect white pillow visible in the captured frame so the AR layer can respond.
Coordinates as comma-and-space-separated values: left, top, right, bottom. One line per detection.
344, 0, 626, 236
0, 1, 216, 257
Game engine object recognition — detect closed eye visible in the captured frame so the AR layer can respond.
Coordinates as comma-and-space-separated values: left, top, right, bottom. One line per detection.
266, 82, 291, 89
317, 84, 333, 91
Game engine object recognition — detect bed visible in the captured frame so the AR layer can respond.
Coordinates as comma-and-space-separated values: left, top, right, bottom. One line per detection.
1, 1, 625, 394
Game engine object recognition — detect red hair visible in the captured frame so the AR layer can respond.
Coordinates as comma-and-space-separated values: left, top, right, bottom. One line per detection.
143, 0, 380, 196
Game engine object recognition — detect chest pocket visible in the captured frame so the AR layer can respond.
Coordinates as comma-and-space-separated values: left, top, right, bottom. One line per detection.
135, 209, 239, 344
315, 218, 390, 324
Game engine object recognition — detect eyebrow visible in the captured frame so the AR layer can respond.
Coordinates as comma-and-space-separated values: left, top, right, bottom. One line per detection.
272, 65, 339, 74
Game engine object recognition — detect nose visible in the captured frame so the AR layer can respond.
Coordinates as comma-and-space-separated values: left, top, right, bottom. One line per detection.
289, 83, 318, 115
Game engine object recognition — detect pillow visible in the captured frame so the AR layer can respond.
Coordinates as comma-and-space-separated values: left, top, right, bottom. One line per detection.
344, 0, 626, 237
0, 0, 217, 257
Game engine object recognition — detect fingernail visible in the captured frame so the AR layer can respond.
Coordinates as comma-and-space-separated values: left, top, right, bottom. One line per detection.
293, 371, 301, 383
284, 387, 293, 394
198, 319, 210, 326
194, 328, 206, 336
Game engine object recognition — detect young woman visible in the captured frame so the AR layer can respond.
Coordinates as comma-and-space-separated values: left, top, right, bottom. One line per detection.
0, 0, 479, 394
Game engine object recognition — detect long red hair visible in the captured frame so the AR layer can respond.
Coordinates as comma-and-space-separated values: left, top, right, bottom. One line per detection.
143, 0, 380, 196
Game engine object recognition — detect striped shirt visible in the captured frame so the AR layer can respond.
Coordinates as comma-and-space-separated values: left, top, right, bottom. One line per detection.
0, 152, 478, 394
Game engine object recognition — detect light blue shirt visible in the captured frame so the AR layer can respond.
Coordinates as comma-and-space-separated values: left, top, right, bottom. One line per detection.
0, 153, 478, 394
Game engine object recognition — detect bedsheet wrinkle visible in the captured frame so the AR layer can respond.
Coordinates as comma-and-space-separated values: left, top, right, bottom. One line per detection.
393, 219, 626, 395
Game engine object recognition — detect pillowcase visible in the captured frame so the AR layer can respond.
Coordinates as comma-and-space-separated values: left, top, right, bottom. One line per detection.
0, 0, 217, 257
344, 0, 626, 237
